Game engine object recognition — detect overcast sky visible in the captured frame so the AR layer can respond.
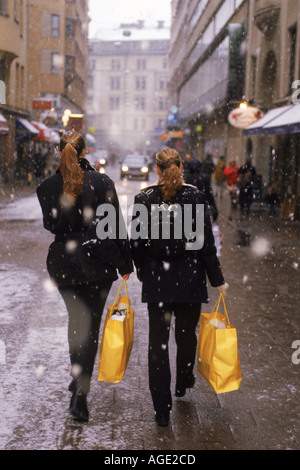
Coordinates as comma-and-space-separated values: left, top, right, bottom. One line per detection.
88, 0, 172, 38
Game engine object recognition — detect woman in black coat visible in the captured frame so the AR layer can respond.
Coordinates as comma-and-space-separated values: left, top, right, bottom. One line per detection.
37, 131, 133, 422
130, 148, 228, 426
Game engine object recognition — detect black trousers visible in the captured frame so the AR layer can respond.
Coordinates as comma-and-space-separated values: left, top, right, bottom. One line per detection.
59, 280, 112, 394
147, 302, 201, 414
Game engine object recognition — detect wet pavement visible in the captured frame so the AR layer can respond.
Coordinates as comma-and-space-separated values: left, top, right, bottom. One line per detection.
0, 169, 299, 452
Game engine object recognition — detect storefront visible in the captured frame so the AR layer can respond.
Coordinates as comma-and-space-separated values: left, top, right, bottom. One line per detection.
0, 114, 9, 182
243, 104, 300, 220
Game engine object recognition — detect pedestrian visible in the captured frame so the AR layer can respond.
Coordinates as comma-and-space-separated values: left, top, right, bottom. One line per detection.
37, 131, 133, 422
224, 159, 239, 187
184, 157, 218, 222
237, 158, 257, 215
224, 159, 240, 208
201, 153, 215, 183
130, 148, 228, 427
214, 155, 226, 199
264, 184, 279, 216
182, 153, 193, 180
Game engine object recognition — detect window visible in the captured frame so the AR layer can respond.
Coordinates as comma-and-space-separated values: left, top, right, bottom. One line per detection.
111, 59, 121, 70
14, 0, 20, 22
135, 97, 145, 110
109, 97, 120, 110
52, 14, 59, 37
66, 18, 74, 38
110, 76, 121, 90
65, 56, 75, 73
51, 53, 60, 73
136, 76, 146, 90
0, 0, 7, 16
251, 55, 257, 101
137, 58, 146, 70
158, 76, 166, 90
289, 25, 297, 90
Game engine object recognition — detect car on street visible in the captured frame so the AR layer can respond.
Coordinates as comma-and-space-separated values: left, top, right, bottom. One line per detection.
120, 154, 149, 181
86, 150, 108, 173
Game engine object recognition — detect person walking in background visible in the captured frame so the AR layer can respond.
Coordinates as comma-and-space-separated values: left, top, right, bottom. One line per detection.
201, 153, 215, 183
265, 184, 279, 216
224, 159, 240, 209
184, 157, 218, 222
182, 153, 193, 180
237, 158, 257, 216
224, 159, 239, 187
214, 155, 226, 199
37, 131, 133, 422
130, 148, 228, 427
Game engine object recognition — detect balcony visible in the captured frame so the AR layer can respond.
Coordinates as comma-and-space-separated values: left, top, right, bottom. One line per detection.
253, 0, 280, 36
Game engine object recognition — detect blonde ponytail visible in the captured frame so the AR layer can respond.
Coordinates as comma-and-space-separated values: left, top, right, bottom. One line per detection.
156, 148, 183, 202
59, 133, 85, 204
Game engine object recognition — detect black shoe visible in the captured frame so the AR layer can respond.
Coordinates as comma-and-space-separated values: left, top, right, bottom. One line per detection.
155, 411, 169, 427
69, 391, 89, 422
175, 376, 195, 397
68, 378, 77, 392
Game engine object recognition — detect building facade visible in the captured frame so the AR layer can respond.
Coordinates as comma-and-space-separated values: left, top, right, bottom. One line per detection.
88, 22, 170, 156
169, 0, 300, 215
27, 0, 89, 122
0, 0, 89, 182
0, 0, 29, 180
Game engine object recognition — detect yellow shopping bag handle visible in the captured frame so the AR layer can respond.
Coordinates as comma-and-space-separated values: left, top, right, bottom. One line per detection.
210, 293, 230, 324
112, 279, 130, 310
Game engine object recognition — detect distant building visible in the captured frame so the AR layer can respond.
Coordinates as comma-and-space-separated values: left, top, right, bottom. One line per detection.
88, 21, 170, 156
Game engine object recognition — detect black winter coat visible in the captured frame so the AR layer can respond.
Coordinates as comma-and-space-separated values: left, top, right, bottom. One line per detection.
37, 158, 133, 287
130, 184, 225, 304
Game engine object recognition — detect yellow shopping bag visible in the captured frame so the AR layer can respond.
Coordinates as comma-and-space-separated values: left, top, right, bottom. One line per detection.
98, 279, 134, 383
197, 293, 242, 394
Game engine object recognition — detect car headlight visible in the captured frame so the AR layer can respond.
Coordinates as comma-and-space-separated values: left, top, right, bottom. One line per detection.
122, 165, 129, 172
99, 167, 105, 174
99, 158, 106, 165
141, 166, 148, 173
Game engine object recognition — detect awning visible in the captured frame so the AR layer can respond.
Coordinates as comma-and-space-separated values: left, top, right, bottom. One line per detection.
0, 114, 9, 135
16, 118, 39, 142
243, 105, 293, 136
262, 103, 300, 135
31, 120, 51, 141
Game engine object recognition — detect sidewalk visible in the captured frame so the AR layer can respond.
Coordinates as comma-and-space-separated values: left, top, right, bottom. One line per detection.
84, 190, 300, 451
214, 189, 300, 273
0, 181, 37, 205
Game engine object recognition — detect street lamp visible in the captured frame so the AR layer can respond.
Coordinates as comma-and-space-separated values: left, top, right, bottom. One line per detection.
239, 101, 248, 109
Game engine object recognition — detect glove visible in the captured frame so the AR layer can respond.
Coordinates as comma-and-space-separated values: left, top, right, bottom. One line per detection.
217, 282, 229, 295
